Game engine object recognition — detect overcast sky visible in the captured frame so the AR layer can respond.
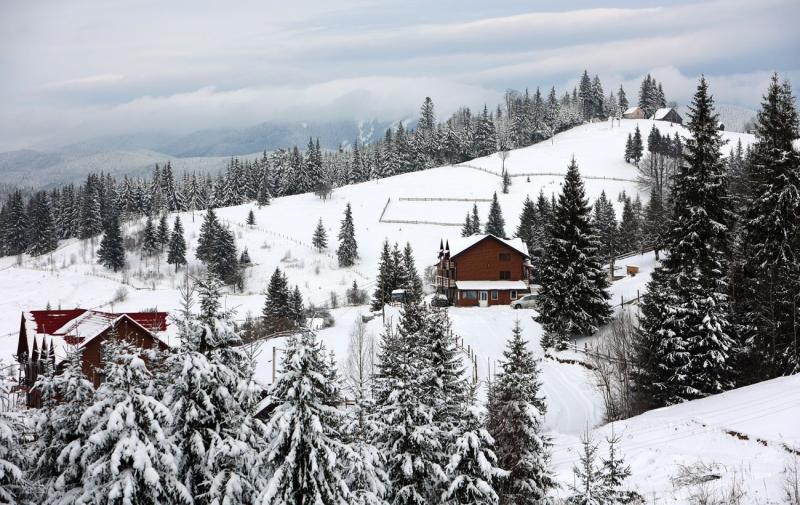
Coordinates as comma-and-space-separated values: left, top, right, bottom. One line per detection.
1, 0, 798, 151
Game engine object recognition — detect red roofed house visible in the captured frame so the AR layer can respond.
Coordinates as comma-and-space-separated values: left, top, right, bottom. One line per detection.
436, 234, 532, 307
16, 309, 171, 407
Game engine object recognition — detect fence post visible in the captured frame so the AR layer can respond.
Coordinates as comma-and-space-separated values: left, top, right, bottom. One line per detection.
272, 346, 277, 384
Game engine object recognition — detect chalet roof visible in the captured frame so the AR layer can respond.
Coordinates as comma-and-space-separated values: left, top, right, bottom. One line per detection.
20, 309, 171, 366
653, 107, 678, 120
446, 234, 529, 259
623, 107, 642, 114
455, 280, 528, 290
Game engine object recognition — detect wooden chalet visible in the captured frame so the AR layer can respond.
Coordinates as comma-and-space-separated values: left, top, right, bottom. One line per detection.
622, 106, 646, 119
436, 234, 532, 307
652, 107, 683, 124
16, 309, 171, 407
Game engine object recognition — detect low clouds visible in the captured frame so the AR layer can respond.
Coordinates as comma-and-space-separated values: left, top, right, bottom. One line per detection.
0, 0, 798, 151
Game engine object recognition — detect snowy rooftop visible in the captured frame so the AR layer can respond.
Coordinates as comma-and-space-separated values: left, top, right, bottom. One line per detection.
652, 107, 676, 120
21, 309, 171, 366
444, 234, 529, 259
623, 106, 641, 114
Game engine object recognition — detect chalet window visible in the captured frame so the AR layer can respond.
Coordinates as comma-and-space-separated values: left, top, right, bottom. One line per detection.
491, 290, 498, 300
500, 271, 511, 280
499, 253, 511, 261
510, 290, 517, 300
462, 291, 477, 300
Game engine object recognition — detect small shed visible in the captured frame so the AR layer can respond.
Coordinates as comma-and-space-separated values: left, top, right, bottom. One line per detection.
390, 289, 407, 305
652, 107, 683, 124
622, 107, 646, 119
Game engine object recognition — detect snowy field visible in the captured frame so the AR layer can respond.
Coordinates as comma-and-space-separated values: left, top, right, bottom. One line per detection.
1, 119, 795, 500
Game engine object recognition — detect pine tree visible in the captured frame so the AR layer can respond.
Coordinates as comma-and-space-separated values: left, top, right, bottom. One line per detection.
402, 242, 424, 304
485, 192, 506, 238
441, 387, 507, 505
617, 196, 641, 254
166, 215, 186, 272
0, 412, 24, 504
289, 285, 305, 324
516, 194, 537, 250
97, 211, 126, 272
196, 208, 220, 264
156, 214, 169, 249
337, 202, 359, 267
27, 191, 58, 256
312, 218, 328, 252
487, 321, 555, 503
567, 432, 606, 505
34, 348, 95, 505
618, 85, 628, 112
624, 134, 633, 163
76, 336, 190, 504
165, 274, 267, 505
601, 432, 640, 504
736, 74, 800, 380
593, 191, 617, 262
636, 77, 736, 406
374, 304, 446, 505
260, 330, 350, 505
263, 267, 292, 333
371, 240, 394, 311
246, 209, 256, 226
141, 216, 159, 259
537, 159, 611, 349
631, 125, 644, 164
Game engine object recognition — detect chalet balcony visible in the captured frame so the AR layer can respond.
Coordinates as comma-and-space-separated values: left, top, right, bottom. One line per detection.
435, 275, 456, 288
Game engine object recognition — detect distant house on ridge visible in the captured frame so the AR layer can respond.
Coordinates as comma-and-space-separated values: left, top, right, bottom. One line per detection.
652, 107, 683, 124
622, 106, 646, 119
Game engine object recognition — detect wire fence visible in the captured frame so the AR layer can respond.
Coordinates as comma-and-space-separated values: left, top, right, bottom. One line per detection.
455, 163, 638, 183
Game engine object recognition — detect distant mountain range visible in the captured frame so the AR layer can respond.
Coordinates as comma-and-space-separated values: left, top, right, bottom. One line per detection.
0, 119, 400, 189
0, 105, 756, 191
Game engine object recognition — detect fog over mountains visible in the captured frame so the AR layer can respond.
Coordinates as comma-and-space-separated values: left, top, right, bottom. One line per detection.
0, 118, 397, 188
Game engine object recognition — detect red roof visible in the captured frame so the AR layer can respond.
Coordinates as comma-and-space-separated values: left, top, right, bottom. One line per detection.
27, 309, 168, 336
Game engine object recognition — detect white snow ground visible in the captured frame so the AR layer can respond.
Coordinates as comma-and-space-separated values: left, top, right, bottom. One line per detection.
0, 120, 794, 502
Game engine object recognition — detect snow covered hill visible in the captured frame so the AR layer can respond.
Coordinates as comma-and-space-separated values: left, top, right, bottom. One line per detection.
1, 119, 792, 502
551, 374, 800, 503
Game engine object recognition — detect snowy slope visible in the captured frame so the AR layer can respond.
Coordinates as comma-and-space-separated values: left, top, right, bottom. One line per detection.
551, 374, 800, 503
1, 120, 789, 503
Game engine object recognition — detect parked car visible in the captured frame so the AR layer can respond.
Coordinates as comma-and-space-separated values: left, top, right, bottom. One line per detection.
431, 294, 450, 307
510, 293, 539, 309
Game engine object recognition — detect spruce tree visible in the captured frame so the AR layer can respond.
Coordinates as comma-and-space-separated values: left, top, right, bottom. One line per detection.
636, 77, 736, 406
617, 196, 641, 254
260, 330, 350, 505
27, 191, 58, 256
736, 74, 800, 380
567, 432, 606, 505
97, 211, 126, 272
165, 274, 267, 504
631, 126, 644, 164
487, 321, 555, 503
312, 218, 328, 252
337, 202, 358, 267
76, 336, 190, 504
0, 412, 24, 504
157, 213, 169, 249
536, 159, 611, 349
441, 387, 507, 505
485, 192, 506, 237
141, 216, 159, 259
166, 215, 187, 272
371, 240, 394, 311
196, 208, 220, 264
263, 267, 292, 333
601, 432, 640, 504
373, 304, 446, 505
461, 212, 473, 237
624, 134, 633, 163
592, 190, 617, 262
402, 242, 424, 304
516, 195, 537, 250
470, 203, 481, 235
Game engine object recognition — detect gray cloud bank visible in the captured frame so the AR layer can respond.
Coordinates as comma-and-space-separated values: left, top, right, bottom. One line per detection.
1, 0, 798, 151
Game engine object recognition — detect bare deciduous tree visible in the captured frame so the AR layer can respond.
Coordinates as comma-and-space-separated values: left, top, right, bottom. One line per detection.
588, 307, 638, 421
344, 316, 375, 401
